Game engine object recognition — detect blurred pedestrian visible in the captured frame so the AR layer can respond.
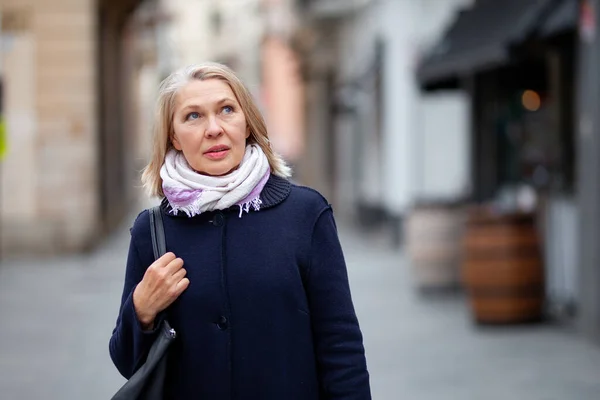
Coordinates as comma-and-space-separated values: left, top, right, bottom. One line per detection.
109, 62, 371, 399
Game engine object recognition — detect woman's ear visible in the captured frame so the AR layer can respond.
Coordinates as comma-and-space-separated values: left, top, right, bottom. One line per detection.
245, 126, 251, 139
172, 133, 182, 151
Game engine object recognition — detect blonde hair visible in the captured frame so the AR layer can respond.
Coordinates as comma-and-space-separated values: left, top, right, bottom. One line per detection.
141, 62, 292, 197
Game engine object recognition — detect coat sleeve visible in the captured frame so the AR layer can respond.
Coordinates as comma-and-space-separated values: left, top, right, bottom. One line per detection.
108, 221, 164, 379
306, 206, 371, 399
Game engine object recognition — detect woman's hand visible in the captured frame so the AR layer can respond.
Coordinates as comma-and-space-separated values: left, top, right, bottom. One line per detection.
132, 252, 189, 329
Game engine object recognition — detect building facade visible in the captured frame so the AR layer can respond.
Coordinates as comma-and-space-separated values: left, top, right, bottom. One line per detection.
1, 0, 117, 256
293, 0, 472, 236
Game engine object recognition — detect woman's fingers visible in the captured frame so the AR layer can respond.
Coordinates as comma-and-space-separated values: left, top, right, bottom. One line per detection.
156, 252, 177, 267
171, 268, 187, 282
175, 278, 190, 295
164, 256, 185, 274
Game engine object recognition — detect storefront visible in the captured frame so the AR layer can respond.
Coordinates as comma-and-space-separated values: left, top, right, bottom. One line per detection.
416, 0, 592, 330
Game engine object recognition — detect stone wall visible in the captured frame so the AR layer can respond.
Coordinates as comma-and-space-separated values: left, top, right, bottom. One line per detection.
1, 0, 99, 255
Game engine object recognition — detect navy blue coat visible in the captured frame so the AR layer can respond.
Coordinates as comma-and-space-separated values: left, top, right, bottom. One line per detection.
109, 175, 371, 399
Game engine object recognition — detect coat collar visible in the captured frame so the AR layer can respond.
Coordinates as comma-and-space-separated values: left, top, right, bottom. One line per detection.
160, 174, 291, 218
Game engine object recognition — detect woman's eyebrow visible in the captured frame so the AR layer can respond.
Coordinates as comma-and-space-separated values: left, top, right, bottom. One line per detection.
215, 97, 236, 105
180, 104, 200, 112
179, 98, 236, 112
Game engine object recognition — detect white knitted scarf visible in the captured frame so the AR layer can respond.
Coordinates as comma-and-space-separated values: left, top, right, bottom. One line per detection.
160, 144, 270, 218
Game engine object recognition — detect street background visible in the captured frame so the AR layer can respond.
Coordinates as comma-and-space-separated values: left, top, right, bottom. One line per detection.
3, 0, 600, 398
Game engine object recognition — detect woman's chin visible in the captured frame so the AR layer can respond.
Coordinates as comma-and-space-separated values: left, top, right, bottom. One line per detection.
193, 163, 240, 177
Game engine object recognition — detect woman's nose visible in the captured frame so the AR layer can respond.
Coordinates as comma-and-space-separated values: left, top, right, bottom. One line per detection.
205, 116, 223, 138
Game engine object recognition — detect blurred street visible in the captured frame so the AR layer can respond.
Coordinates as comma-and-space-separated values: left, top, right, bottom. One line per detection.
1, 209, 600, 400
3, 0, 600, 398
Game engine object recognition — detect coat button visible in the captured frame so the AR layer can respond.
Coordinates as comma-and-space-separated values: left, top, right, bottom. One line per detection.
217, 316, 229, 330
212, 213, 224, 227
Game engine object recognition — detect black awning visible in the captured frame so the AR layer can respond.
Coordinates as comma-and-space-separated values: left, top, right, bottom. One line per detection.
417, 0, 553, 90
539, 0, 578, 37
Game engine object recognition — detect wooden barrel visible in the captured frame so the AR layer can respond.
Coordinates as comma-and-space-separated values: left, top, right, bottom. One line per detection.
406, 202, 466, 291
462, 208, 544, 324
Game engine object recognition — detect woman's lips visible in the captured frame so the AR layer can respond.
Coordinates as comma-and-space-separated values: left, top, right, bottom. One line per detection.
204, 146, 230, 160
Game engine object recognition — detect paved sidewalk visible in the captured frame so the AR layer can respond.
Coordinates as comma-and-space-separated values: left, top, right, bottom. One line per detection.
1, 214, 600, 399
344, 225, 600, 399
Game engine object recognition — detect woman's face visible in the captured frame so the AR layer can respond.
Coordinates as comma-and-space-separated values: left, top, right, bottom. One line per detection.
171, 79, 250, 176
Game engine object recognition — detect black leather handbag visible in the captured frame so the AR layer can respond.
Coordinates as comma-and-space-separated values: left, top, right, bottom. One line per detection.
112, 206, 175, 400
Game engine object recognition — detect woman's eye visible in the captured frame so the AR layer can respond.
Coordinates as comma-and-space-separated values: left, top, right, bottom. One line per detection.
186, 112, 200, 121
222, 106, 234, 114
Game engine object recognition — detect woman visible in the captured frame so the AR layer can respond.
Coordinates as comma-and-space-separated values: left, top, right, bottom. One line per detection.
109, 62, 371, 399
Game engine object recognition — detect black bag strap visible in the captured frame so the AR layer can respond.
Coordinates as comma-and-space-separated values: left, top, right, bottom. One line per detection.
111, 206, 172, 400
149, 206, 166, 260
